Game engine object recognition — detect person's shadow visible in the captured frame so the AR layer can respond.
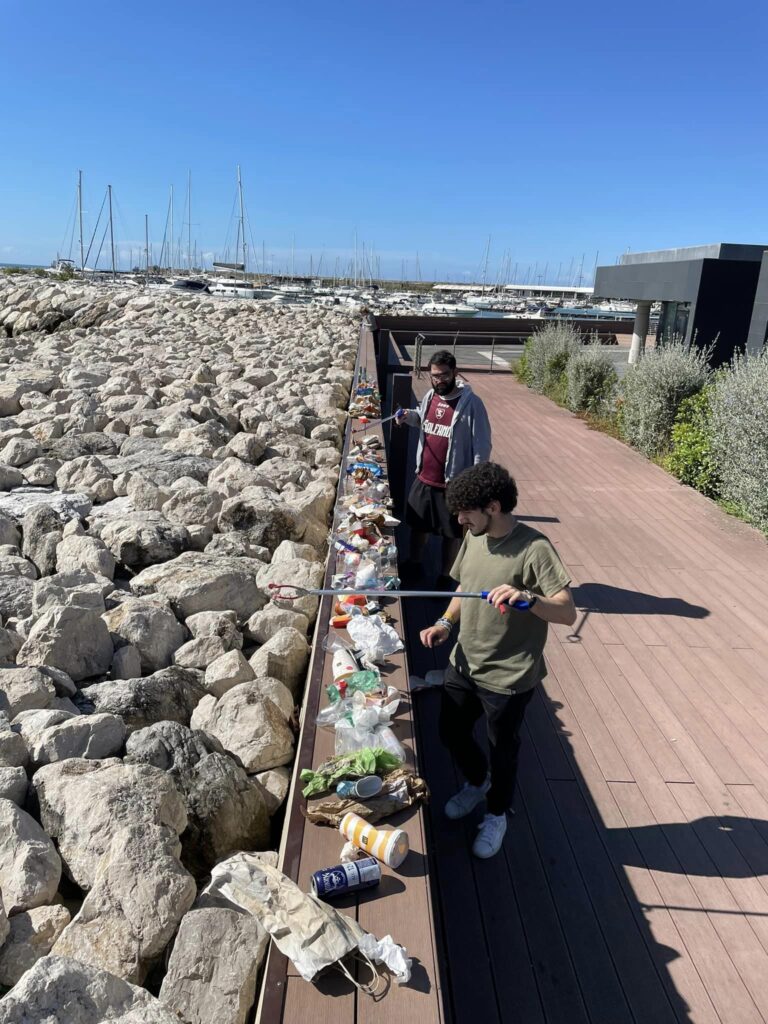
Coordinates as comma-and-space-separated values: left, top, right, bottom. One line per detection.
570, 582, 709, 619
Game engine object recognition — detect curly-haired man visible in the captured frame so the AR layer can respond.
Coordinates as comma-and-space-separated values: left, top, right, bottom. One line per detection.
420, 461, 575, 858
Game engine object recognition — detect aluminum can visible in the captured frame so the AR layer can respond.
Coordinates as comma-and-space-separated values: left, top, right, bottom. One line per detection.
311, 856, 381, 898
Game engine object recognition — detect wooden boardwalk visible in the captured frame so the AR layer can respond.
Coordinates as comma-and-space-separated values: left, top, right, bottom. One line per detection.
401, 370, 768, 1024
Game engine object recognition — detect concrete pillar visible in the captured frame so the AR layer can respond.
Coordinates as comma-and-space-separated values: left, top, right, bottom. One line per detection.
628, 300, 652, 364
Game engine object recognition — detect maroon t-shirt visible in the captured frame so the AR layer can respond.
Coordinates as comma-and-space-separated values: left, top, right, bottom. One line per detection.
418, 392, 460, 488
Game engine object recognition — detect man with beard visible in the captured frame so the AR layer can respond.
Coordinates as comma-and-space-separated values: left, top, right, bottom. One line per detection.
396, 350, 491, 588
420, 462, 575, 859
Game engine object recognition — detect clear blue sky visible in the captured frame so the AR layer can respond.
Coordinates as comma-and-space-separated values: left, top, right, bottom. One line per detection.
2, 0, 766, 282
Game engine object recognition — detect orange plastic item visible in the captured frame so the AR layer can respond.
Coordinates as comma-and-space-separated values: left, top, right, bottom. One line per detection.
330, 614, 352, 628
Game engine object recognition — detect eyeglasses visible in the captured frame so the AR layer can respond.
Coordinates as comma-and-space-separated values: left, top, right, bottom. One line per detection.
430, 371, 454, 381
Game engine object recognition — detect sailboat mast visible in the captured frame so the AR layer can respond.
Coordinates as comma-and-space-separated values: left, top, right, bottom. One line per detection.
187, 170, 192, 272
237, 165, 246, 280
481, 234, 491, 294
78, 170, 85, 273
169, 185, 174, 274
107, 184, 116, 281
145, 214, 150, 288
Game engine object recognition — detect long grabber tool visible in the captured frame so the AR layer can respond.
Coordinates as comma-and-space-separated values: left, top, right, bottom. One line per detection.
268, 583, 532, 611
351, 408, 408, 434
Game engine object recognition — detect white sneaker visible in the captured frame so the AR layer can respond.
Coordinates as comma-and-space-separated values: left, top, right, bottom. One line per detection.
444, 778, 491, 820
472, 813, 507, 859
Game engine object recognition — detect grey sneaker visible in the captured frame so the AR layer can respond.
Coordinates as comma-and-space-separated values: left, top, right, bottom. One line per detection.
444, 778, 491, 820
472, 813, 507, 858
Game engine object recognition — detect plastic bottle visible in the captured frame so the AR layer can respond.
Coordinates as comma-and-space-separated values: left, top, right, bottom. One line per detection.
332, 648, 358, 684
339, 811, 409, 869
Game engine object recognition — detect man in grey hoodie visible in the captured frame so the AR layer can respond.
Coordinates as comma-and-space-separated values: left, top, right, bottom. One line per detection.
396, 350, 492, 587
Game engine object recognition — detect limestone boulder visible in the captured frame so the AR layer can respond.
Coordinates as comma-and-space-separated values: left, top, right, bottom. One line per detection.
111, 643, 142, 679
185, 608, 243, 650
56, 455, 115, 503
271, 538, 323, 563
255, 556, 324, 623
0, 798, 61, 913
56, 533, 116, 579
0, 765, 28, 804
98, 511, 191, 569
204, 649, 254, 698
248, 626, 310, 694
250, 675, 295, 722
161, 485, 223, 528
217, 495, 299, 553
252, 765, 291, 815
218, 430, 267, 465
21, 503, 64, 576
125, 721, 269, 878
32, 567, 113, 616
0, 553, 37, 579
0, 904, 71, 986
0, 955, 182, 1022
0, 889, 7, 948
130, 551, 266, 619
33, 757, 188, 889
160, 907, 269, 1024
0, 511, 21, 547
173, 635, 230, 669
0, 575, 34, 618
0, 464, 24, 490
3, 436, 41, 467
77, 667, 206, 733
18, 605, 113, 682
52, 824, 196, 983
206, 456, 276, 498
12, 708, 126, 768
0, 711, 30, 767
0, 668, 56, 721
102, 597, 187, 673
243, 602, 309, 644
190, 681, 294, 773
0, 626, 23, 664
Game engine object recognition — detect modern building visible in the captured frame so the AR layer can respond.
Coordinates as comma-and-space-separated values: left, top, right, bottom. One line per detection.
594, 243, 768, 365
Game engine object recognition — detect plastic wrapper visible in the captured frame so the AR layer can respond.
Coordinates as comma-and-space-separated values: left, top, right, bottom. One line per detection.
300, 747, 402, 798
346, 615, 404, 665
335, 720, 406, 761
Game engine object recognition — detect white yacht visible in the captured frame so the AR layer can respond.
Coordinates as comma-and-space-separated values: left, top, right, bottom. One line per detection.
420, 301, 477, 316
208, 278, 258, 299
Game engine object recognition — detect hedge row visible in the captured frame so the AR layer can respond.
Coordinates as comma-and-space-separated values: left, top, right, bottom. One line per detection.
516, 324, 768, 532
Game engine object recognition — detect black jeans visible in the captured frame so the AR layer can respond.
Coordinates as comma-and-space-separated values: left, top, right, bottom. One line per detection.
439, 664, 535, 816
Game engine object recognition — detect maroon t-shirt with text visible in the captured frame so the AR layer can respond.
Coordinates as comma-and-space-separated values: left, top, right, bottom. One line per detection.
418, 393, 460, 488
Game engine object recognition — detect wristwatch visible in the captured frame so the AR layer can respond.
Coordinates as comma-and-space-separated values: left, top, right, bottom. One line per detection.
521, 589, 537, 607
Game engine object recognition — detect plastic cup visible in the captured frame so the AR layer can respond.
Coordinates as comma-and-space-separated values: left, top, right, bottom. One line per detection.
336, 775, 384, 799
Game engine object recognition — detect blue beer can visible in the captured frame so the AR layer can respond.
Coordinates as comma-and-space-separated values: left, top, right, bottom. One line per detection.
311, 856, 381, 898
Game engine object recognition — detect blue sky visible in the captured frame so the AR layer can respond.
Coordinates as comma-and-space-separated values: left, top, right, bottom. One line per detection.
1, 0, 766, 281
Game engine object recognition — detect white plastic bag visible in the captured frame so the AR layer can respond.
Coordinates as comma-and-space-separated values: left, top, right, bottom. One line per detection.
346, 614, 403, 667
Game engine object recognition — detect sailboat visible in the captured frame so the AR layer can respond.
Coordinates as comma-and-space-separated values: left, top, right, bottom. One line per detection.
209, 166, 259, 299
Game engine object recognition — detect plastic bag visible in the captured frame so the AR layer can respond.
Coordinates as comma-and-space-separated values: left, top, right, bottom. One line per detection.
300, 747, 402, 798
346, 615, 403, 666
335, 719, 406, 761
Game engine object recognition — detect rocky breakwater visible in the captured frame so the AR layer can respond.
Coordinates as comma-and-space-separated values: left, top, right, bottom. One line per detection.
0, 274, 357, 1022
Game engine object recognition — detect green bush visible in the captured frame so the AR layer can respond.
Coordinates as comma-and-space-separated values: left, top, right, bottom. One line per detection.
524, 322, 581, 394
708, 349, 768, 530
619, 340, 710, 457
566, 343, 619, 414
515, 338, 533, 385
663, 385, 720, 497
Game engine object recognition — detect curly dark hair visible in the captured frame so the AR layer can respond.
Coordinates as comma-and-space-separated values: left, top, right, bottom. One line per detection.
446, 462, 518, 514
428, 349, 457, 371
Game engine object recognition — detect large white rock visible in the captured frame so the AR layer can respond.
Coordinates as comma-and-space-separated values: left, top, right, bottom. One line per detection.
124, 721, 269, 878
56, 455, 115, 503
255, 556, 324, 622
32, 568, 114, 616
12, 708, 126, 768
172, 635, 230, 669
248, 626, 310, 694
18, 604, 113, 682
0, 798, 61, 913
0, 668, 56, 721
102, 597, 187, 673
204, 649, 254, 698
52, 824, 196, 984
249, 675, 295, 722
243, 602, 309, 644
206, 456, 276, 498
252, 765, 291, 816
0, 903, 71, 986
190, 681, 294, 773
33, 758, 188, 889
98, 511, 191, 569
77, 667, 206, 734
217, 495, 299, 554
0, 765, 28, 804
55, 533, 116, 579
0, 956, 182, 1023
160, 906, 269, 1024
185, 608, 242, 650
130, 551, 266, 619
161, 485, 223, 528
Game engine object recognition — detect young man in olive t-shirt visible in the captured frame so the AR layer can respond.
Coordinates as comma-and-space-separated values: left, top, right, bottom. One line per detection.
420, 462, 575, 859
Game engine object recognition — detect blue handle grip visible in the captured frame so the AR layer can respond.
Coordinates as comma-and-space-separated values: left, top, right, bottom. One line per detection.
480, 590, 531, 610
